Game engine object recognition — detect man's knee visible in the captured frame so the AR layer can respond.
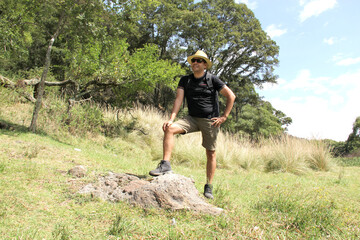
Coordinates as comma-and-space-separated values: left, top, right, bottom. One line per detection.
206, 149, 216, 158
164, 124, 184, 135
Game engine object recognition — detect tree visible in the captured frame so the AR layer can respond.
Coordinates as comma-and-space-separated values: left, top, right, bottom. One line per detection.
180, 0, 279, 83
345, 116, 360, 154
27, 0, 114, 132
0, 0, 38, 73
225, 101, 291, 139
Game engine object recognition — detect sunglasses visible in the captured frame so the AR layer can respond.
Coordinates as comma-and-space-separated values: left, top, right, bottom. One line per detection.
191, 58, 205, 63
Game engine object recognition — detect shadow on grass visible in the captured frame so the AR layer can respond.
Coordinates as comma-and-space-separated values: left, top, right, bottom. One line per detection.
0, 118, 73, 148
0, 119, 33, 134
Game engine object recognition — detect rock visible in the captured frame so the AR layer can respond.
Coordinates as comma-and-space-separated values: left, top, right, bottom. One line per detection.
78, 172, 223, 215
68, 165, 87, 178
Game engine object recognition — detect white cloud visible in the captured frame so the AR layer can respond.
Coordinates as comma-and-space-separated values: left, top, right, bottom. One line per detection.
331, 69, 360, 85
265, 24, 287, 38
261, 78, 286, 91
323, 37, 335, 45
260, 69, 360, 141
269, 95, 353, 141
299, 0, 308, 6
299, 0, 337, 22
283, 69, 330, 94
336, 57, 360, 66
235, 0, 257, 9
331, 53, 346, 62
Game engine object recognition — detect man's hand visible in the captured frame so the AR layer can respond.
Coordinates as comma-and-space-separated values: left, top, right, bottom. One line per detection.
162, 120, 173, 131
211, 116, 227, 127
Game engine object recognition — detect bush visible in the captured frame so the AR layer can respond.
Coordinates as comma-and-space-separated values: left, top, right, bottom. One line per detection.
62, 102, 104, 135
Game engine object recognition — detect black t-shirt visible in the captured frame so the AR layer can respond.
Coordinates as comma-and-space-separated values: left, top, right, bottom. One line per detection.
178, 72, 225, 118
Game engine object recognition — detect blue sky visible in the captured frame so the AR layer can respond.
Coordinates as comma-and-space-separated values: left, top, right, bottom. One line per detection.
236, 0, 360, 141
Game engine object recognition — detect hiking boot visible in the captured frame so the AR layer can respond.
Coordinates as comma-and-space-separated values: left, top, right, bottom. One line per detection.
204, 184, 214, 199
149, 160, 172, 176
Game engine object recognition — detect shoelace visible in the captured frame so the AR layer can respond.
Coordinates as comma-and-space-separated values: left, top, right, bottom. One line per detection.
157, 162, 165, 170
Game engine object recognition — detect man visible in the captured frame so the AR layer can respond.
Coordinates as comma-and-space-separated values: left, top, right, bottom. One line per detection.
149, 50, 236, 199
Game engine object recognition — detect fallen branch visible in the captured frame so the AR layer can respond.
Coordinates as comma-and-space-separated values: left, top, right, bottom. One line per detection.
0, 75, 16, 88
82, 78, 137, 91
0, 75, 134, 104
0, 75, 77, 88
0, 76, 37, 103
1, 75, 78, 103
23, 78, 77, 87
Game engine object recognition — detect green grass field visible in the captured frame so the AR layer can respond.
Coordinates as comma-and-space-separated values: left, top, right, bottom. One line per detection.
1, 88, 359, 239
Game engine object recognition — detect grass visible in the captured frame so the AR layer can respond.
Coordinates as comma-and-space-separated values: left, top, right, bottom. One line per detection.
1, 87, 360, 239
337, 157, 360, 167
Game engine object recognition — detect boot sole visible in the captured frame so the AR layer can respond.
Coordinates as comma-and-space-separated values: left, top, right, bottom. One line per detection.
204, 193, 214, 199
149, 170, 173, 176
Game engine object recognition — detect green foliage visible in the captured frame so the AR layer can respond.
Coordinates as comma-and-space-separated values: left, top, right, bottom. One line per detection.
326, 116, 360, 157
111, 43, 184, 106
324, 139, 346, 157
228, 101, 291, 139
188, 0, 279, 85
345, 116, 360, 154
0, 0, 35, 71
63, 103, 104, 135
66, 38, 184, 106
124, 44, 183, 92
67, 39, 129, 84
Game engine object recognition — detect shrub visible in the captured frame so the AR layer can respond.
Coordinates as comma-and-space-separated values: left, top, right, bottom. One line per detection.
62, 102, 104, 135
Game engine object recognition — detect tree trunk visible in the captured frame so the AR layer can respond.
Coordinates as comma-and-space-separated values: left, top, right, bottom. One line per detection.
29, 13, 65, 133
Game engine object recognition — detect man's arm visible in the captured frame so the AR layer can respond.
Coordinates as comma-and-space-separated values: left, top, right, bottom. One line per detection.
163, 88, 185, 131
211, 86, 236, 127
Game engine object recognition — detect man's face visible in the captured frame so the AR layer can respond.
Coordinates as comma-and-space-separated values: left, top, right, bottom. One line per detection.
191, 58, 207, 73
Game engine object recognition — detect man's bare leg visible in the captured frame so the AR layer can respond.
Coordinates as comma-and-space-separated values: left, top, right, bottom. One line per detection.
206, 149, 216, 184
149, 124, 184, 176
204, 149, 216, 199
163, 124, 184, 161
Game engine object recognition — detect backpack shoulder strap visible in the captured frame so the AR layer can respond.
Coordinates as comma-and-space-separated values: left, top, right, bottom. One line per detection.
184, 72, 215, 91
205, 72, 214, 91
182, 74, 192, 109
184, 74, 193, 92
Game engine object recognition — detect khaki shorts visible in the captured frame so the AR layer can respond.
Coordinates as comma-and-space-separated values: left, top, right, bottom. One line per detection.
174, 115, 220, 151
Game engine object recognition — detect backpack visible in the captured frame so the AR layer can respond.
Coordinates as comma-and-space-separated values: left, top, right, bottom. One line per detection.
183, 72, 219, 115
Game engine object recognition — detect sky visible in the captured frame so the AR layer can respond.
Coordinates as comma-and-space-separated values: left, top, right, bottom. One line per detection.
235, 0, 360, 142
